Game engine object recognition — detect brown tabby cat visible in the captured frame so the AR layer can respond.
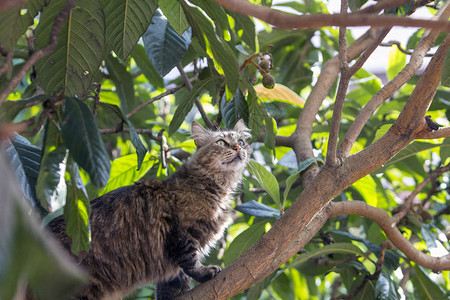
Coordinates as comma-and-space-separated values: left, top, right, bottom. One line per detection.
46, 120, 251, 300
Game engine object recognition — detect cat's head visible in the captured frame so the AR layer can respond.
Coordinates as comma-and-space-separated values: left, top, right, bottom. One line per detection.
191, 120, 252, 173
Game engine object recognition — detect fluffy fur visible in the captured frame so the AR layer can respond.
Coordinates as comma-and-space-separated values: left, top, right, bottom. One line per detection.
45, 120, 251, 300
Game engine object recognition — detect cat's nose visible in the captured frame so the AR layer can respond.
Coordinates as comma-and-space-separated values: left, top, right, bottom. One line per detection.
232, 144, 241, 152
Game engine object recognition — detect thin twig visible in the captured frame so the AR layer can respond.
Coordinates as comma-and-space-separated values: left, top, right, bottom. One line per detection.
0, 0, 75, 104
0, 51, 13, 77
349, 27, 391, 75
92, 83, 101, 117
328, 201, 450, 271
393, 164, 450, 224
99, 127, 161, 142
125, 75, 198, 119
326, 0, 350, 166
338, 1, 450, 157
380, 40, 435, 57
176, 64, 214, 129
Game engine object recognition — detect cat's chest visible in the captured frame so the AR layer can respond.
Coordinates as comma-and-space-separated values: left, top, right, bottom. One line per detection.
175, 190, 232, 221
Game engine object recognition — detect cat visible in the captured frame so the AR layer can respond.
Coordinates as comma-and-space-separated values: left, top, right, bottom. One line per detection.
45, 120, 252, 300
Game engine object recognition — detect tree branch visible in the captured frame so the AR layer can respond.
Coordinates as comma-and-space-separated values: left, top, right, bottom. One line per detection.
392, 163, 450, 224
176, 64, 214, 129
414, 126, 450, 139
380, 40, 435, 57
328, 201, 450, 271
326, 0, 350, 166
99, 127, 161, 142
125, 74, 198, 119
0, 0, 75, 104
357, 0, 416, 14
289, 29, 384, 185
0, 50, 13, 77
339, 1, 450, 156
212, 0, 450, 31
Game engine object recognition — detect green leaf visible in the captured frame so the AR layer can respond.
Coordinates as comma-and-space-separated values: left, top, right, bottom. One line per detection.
264, 116, 277, 150
190, 0, 229, 35
0, 0, 46, 52
221, 88, 249, 129
282, 158, 316, 206
105, 55, 136, 115
0, 95, 48, 122
4, 133, 41, 207
411, 266, 446, 299
247, 160, 281, 209
36, 146, 68, 213
235, 200, 281, 219
0, 152, 86, 300
100, 0, 157, 60
332, 231, 400, 271
440, 137, 450, 162
244, 80, 265, 140
286, 243, 366, 269
386, 46, 406, 82
373, 124, 392, 143
131, 44, 164, 89
102, 103, 148, 170
64, 161, 91, 255
35, 0, 105, 97
352, 174, 378, 207
378, 141, 450, 171
169, 76, 219, 136
223, 221, 267, 266
228, 11, 256, 51
181, 2, 239, 93
375, 272, 399, 300
246, 271, 278, 300
354, 281, 375, 300
142, 9, 192, 77
159, 0, 190, 35
62, 97, 110, 188
99, 154, 157, 196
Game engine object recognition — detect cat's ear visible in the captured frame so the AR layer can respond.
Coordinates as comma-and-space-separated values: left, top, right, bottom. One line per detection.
233, 119, 251, 139
192, 121, 209, 147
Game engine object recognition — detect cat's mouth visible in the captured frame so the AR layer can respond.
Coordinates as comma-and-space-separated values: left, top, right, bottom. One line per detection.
223, 155, 242, 165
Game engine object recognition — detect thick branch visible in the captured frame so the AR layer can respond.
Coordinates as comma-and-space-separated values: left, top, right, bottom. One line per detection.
212, 0, 450, 31
414, 126, 450, 139
0, 0, 74, 104
290, 29, 383, 185
328, 201, 450, 271
396, 34, 450, 134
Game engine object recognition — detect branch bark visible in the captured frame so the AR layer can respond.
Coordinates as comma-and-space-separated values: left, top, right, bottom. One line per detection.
212, 0, 450, 31
328, 201, 450, 271
178, 14, 450, 300
338, 1, 450, 156
289, 28, 385, 185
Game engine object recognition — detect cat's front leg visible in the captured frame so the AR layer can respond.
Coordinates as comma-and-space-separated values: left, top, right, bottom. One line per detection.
156, 270, 191, 300
167, 237, 221, 283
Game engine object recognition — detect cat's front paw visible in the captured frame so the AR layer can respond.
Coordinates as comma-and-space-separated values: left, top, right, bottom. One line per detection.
190, 265, 221, 283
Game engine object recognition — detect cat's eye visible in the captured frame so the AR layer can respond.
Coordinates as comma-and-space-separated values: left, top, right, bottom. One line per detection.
238, 140, 245, 146
216, 140, 227, 146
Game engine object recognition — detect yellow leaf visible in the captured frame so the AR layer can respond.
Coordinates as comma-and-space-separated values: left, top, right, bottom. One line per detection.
254, 83, 304, 107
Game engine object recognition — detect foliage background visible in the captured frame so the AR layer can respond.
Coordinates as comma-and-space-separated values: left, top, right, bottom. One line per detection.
0, 0, 449, 299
